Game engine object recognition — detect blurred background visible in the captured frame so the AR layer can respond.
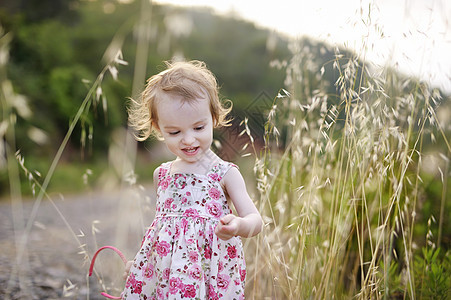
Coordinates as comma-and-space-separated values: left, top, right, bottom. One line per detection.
0, 0, 292, 194
0, 0, 450, 299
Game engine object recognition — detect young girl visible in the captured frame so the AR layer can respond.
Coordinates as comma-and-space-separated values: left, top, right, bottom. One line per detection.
123, 60, 263, 299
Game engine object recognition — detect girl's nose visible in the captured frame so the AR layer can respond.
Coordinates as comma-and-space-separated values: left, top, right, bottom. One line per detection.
182, 133, 195, 145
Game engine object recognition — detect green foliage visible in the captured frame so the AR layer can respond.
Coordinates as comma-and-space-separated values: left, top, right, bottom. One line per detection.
414, 247, 451, 299
49, 65, 93, 119
17, 20, 74, 70
379, 247, 451, 299
380, 260, 405, 298
1, 0, 78, 23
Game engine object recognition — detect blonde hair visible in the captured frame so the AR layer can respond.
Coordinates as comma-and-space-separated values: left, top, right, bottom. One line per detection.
128, 60, 232, 141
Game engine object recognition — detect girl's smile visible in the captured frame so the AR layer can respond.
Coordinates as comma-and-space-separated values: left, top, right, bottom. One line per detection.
182, 146, 199, 155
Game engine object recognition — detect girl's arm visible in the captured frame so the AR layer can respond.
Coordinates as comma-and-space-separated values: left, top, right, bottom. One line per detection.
215, 166, 263, 240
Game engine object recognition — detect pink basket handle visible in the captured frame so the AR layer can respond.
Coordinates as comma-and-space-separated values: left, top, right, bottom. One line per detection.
89, 246, 128, 299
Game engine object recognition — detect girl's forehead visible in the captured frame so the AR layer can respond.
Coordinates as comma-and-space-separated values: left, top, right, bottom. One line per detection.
156, 94, 212, 125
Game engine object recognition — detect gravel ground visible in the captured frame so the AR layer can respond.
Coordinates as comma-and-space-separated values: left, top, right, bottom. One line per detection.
0, 185, 155, 300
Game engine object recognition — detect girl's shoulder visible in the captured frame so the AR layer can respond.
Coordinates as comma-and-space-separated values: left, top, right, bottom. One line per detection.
217, 161, 245, 194
158, 161, 172, 172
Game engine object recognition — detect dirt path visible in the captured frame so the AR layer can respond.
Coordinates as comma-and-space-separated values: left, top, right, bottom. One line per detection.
0, 185, 155, 300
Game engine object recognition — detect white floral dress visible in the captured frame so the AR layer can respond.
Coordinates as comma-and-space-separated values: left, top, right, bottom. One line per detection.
122, 161, 246, 300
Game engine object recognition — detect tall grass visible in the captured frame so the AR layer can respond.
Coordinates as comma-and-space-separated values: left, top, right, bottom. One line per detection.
0, 22, 130, 298
245, 38, 450, 299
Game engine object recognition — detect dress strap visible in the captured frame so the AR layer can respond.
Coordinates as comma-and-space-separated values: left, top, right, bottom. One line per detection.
158, 161, 172, 181
208, 162, 238, 182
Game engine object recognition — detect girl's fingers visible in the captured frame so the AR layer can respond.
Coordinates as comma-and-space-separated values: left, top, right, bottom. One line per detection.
215, 216, 240, 241
220, 214, 235, 225
215, 222, 233, 240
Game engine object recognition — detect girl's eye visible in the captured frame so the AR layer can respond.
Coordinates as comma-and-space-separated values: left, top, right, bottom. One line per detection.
168, 131, 180, 135
194, 126, 204, 131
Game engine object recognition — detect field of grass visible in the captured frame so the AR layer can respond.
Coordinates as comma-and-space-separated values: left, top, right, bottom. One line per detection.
242, 41, 451, 299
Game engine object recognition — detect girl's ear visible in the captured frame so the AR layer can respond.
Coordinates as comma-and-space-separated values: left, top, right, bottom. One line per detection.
152, 120, 160, 132
152, 121, 164, 140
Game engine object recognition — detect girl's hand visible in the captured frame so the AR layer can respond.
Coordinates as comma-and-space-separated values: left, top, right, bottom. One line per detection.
215, 214, 240, 240
123, 260, 133, 281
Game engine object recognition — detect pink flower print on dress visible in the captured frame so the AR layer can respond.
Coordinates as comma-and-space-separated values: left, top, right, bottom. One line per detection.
218, 260, 224, 272
163, 268, 171, 280
208, 284, 219, 300
174, 174, 187, 189
142, 263, 155, 279
206, 227, 215, 243
156, 287, 164, 299
240, 268, 246, 282
133, 281, 143, 294
155, 241, 171, 257
164, 198, 174, 209
159, 177, 171, 190
126, 273, 145, 295
204, 245, 212, 259
125, 273, 136, 289
206, 201, 223, 218
180, 218, 189, 234
188, 264, 203, 281
169, 277, 183, 295
188, 250, 198, 263
208, 173, 222, 182
227, 245, 237, 259
217, 273, 230, 290
183, 283, 196, 298
174, 223, 181, 239
184, 208, 199, 218
158, 167, 167, 181
208, 187, 221, 200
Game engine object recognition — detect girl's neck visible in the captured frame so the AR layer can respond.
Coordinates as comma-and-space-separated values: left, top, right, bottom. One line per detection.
172, 149, 221, 175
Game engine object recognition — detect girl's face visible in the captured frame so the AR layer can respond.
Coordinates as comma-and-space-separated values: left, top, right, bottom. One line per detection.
156, 93, 214, 164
